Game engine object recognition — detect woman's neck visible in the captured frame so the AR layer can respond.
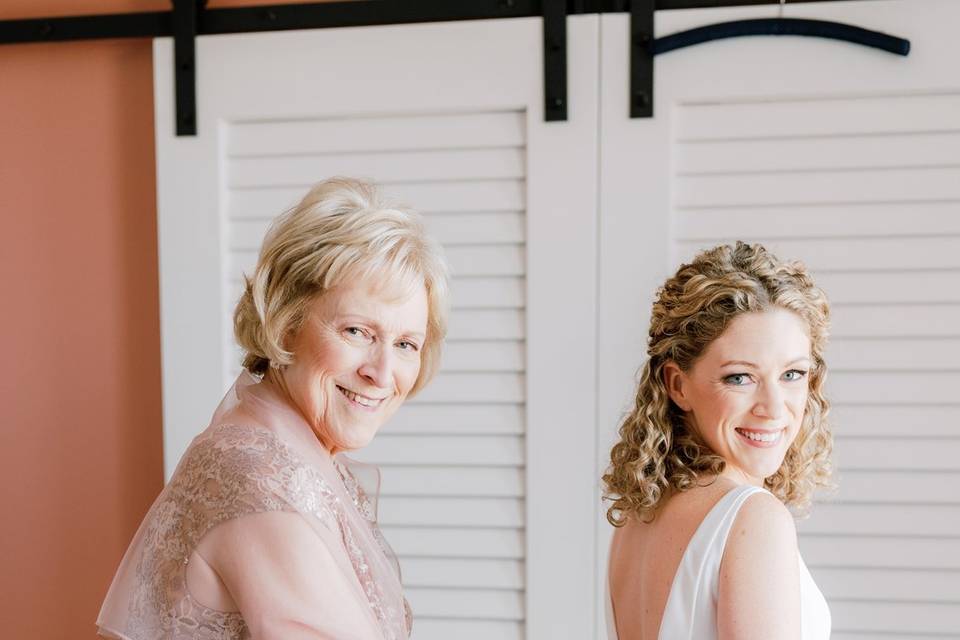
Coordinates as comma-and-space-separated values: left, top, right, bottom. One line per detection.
260, 368, 338, 456
719, 465, 764, 487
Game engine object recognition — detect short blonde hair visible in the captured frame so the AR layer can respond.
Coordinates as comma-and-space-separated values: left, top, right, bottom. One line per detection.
604, 242, 833, 525
233, 177, 449, 396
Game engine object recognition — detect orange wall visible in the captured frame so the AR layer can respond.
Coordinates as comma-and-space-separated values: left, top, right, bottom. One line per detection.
0, 1, 321, 637
0, 13, 162, 640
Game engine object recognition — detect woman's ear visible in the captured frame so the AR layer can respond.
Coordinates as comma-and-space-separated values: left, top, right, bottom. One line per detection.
662, 361, 692, 412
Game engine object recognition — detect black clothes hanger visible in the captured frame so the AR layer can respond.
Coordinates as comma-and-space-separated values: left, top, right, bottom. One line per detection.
630, 1, 910, 117
653, 17, 911, 57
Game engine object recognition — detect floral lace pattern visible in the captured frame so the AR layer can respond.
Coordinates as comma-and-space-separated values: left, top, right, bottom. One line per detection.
333, 459, 414, 636
111, 423, 408, 639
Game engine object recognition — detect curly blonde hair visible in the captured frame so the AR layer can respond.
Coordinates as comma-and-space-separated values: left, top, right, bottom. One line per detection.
233, 176, 449, 396
603, 242, 833, 526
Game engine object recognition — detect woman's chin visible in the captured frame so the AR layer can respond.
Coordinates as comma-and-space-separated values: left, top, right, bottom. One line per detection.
741, 458, 787, 483
729, 439, 791, 479
332, 425, 381, 452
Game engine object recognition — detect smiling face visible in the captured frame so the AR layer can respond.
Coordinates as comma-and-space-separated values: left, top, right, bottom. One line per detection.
664, 308, 812, 486
272, 277, 429, 454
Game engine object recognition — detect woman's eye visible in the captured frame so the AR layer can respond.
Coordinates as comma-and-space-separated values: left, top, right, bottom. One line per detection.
345, 327, 369, 339
783, 369, 808, 381
723, 373, 752, 386
397, 340, 420, 352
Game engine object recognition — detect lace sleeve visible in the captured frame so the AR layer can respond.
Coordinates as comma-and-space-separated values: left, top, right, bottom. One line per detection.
173, 423, 340, 531
98, 423, 342, 640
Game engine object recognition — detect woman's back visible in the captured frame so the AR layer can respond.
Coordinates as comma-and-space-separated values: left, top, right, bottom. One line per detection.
608, 481, 829, 640
608, 480, 736, 640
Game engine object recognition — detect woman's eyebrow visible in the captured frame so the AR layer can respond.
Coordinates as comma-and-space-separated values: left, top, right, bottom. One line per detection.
720, 357, 811, 368
720, 360, 758, 368
339, 314, 377, 326
340, 315, 425, 339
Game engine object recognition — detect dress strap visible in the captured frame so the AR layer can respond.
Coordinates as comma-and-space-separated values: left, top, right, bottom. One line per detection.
659, 485, 768, 640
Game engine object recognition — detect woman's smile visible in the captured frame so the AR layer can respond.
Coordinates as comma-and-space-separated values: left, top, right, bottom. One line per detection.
734, 426, 786, 448
335, 384, 388, 411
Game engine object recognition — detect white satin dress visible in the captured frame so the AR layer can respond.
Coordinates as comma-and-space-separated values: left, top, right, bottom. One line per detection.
606, 485, 831, 640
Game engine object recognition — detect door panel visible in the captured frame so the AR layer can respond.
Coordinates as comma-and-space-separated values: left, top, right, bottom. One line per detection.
156, 16, 599, 639
597, 1, 960, 636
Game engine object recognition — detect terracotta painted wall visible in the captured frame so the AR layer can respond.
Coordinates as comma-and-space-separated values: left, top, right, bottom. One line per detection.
0, 1, 324, 637
0, 7, 163, 640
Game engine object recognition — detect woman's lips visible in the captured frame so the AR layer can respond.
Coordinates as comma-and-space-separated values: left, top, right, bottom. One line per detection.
336, 385, 386, 412
735, 427, 784, 448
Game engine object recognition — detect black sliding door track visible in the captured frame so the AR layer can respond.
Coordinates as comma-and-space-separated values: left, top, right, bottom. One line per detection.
0, 1, 875, 44
0, 0, 890, 132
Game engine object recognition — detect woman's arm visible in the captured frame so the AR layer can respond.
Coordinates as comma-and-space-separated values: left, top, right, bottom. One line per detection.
717, 491, 802, 640
198, 510, 384, 640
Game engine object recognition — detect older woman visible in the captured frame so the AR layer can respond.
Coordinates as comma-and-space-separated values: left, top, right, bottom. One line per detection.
98, 177, 448, 640
604, 242, 833, 640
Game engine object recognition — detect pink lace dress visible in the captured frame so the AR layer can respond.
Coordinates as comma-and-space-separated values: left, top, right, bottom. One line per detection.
97, 373, 411, 640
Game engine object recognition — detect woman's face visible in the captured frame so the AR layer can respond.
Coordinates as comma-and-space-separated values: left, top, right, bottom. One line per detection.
276, 277, 429, 453
664, 308, 812, 485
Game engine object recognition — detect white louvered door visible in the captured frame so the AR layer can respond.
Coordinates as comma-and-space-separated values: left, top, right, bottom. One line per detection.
155, 16, 599, 640
597, 1, 960, 638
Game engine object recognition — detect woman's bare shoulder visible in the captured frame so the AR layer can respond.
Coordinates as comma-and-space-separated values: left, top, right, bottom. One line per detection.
729, 490, 797, 545
660, 477, 739, 519
722, 488, 798, 577
717, 491, 801, 638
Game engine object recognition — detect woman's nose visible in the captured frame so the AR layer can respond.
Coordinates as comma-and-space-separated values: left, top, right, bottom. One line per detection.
752, 382, 785, 420
358, 344, 392, 389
